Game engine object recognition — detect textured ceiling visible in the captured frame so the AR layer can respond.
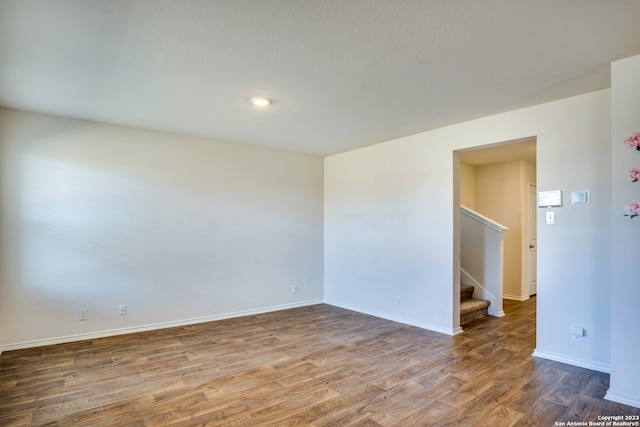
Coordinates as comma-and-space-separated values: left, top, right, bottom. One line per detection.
1, 0, 640, 156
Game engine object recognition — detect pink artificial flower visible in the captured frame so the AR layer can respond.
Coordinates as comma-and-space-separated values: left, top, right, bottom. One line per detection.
624, 200, 640, 218
624, 132, 640, 151
628, 167, 640, 182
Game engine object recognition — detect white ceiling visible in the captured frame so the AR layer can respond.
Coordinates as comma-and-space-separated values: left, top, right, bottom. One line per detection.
1, 1, 639, 156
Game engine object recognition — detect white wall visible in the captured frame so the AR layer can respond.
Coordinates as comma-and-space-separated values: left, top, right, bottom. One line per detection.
0, 109, 324, 350
325, 140, 458, 333
325, 90, 612, 372
608, 55, 640, 408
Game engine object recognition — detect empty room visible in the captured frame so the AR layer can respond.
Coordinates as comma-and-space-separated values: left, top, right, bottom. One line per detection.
1, 1, 640, 425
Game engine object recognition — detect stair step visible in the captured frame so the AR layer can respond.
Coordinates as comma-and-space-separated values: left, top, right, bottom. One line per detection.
460, 298, 491, 325
460, 284, 474, 302
460, 298, 490, 315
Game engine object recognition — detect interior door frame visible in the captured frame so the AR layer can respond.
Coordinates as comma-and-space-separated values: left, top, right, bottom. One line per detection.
454, 136, 537, 335
527, 182, 537, 296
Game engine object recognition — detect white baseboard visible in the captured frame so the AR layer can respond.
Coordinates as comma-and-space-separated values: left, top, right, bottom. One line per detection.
532, 349, 610, 373
325, 299, 457, 336
0, 299, 324, 353
503, 294, 530, 301
605, 390, 640, 409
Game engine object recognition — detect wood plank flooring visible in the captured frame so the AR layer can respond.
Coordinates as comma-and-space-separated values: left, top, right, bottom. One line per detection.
1, 298, 639, 426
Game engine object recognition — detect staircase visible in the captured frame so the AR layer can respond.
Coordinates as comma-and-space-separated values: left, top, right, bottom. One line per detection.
460, 284, 491, 325
460, 205, 507, 321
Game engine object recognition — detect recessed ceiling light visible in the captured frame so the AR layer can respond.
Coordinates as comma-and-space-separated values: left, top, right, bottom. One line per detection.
251, 96, 272, 107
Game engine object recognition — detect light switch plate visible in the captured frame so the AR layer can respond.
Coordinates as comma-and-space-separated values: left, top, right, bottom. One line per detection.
546, 211, 555, 225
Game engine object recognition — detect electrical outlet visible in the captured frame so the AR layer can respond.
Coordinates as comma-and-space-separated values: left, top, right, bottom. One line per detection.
570, 326, 584, 342
291, 285, 299, 294
79, 308, 88, 321
396, 295, 402, 305
119, 304, 127, 316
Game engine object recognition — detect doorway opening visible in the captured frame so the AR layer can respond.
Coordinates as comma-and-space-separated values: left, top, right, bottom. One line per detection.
454, 137, 537, 331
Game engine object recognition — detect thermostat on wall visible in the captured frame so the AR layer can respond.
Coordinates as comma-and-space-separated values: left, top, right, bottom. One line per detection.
571, 191, 590, 205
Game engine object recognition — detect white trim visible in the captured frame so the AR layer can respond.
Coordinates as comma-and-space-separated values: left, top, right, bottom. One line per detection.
460, 205, 509, 232
532, 349, 610, 373
0, 299, 323, 353
503, 294, 529, 301
605, 390, 640, 409
325, 299, 458, 336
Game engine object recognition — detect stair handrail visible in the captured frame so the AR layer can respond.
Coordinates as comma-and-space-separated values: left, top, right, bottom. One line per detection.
460, 205, 508, 232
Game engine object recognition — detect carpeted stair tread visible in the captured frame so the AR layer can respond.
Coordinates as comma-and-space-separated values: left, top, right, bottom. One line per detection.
460, 298, 490, 315
460, 297, 490, 325
460, 283, 491, 325
460, 284, 474, 302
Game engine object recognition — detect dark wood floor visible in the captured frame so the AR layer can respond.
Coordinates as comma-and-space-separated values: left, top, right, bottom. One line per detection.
1, 298, 639, 426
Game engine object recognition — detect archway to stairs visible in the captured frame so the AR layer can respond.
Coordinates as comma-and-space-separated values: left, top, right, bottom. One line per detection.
453, 137, 537, 330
